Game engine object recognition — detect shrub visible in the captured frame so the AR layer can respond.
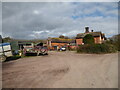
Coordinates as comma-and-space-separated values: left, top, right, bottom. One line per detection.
77, 43, 117, 54
105, 34, 120, 51
83, 34, 94, 44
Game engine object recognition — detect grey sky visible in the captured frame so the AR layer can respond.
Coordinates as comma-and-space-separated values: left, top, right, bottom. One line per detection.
2, 2, 118, 39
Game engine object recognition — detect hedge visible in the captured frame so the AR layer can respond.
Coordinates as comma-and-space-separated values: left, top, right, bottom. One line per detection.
83, 34, 94, 44
77, 43, 117, 54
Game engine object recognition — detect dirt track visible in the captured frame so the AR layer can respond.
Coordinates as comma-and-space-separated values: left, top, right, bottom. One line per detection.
2, 51, 118, 88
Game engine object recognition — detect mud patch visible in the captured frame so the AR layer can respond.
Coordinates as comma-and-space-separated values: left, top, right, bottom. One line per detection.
43, 67, 69, 75
38, 67, 69, 88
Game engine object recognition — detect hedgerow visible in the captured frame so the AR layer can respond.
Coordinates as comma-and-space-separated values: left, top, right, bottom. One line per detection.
77, 43, 117, 54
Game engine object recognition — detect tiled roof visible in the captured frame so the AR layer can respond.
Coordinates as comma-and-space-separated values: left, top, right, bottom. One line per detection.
76, 32, 105, 39
51, 40, 75, 43
50, 38, 75, 43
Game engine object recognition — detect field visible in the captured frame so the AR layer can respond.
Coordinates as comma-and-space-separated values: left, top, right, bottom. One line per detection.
2, 51, 118, 88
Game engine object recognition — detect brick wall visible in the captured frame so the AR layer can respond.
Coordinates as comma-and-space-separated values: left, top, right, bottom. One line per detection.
51, 43, 67, 46
76, 39, 83, 45
49, 43, 68, 50
94, 36, 102, 44
76, 36, 102, 45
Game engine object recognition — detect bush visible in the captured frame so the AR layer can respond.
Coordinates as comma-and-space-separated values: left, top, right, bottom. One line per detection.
105, 39, 120, 51
77, 43, 117, 54
83, 34, 94, 44
105, 34, 120, 51
69, 48, 76, 51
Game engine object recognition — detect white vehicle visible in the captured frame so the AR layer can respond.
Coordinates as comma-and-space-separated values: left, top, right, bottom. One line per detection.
60, 47, 66, 51
0, 43, 13, 62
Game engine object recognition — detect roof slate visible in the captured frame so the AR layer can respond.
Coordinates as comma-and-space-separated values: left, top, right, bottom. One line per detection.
51, 38, 76, 43
76, 32, 105, 39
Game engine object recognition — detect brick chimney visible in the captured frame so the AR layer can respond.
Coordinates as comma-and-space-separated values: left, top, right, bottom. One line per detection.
91, 30, 93, 32
85, 27, 89, 33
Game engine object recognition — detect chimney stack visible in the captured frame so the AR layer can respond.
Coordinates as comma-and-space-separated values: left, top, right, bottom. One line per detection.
85, 27, 89, 33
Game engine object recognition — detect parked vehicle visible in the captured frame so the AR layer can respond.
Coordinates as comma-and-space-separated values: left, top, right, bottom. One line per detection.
0, 43, 13, 62
37, 46, 48, 55
60, 47, 66, 51
23, 44, 48, 56
23, 46, 36, 56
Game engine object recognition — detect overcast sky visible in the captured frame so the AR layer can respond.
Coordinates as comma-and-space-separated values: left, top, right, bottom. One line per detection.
2, 2, 118, 39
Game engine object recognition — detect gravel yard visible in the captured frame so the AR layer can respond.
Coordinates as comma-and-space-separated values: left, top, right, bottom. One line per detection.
2, 51, 118, 88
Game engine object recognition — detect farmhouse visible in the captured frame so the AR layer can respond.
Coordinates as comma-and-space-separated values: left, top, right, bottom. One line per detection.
47, 27, 106, 50
76, 27, 105, 46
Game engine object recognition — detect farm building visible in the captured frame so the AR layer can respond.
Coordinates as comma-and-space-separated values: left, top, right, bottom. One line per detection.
47, 38, 76, 50
76, 27, 106, 46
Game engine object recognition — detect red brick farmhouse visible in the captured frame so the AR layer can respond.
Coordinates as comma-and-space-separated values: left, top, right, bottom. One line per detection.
76, 27, 105, 46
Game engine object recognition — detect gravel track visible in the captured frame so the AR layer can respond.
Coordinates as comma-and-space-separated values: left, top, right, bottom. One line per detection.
2, 51, 118, 88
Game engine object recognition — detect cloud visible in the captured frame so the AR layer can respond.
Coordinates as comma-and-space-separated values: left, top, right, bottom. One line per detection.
0, 2, 2, 35
2, 0, 119, 2
2, 2, 118, 39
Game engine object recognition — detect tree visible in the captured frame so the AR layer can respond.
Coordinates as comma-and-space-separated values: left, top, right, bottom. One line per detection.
83, 34, 94, 44
59, 35, 65, 38
64, 36, 69, 39
3, 37, 12, 42
59, 35, 69, 39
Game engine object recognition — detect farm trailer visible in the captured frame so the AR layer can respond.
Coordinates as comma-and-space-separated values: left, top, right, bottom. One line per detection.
0, 43, 13, 62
